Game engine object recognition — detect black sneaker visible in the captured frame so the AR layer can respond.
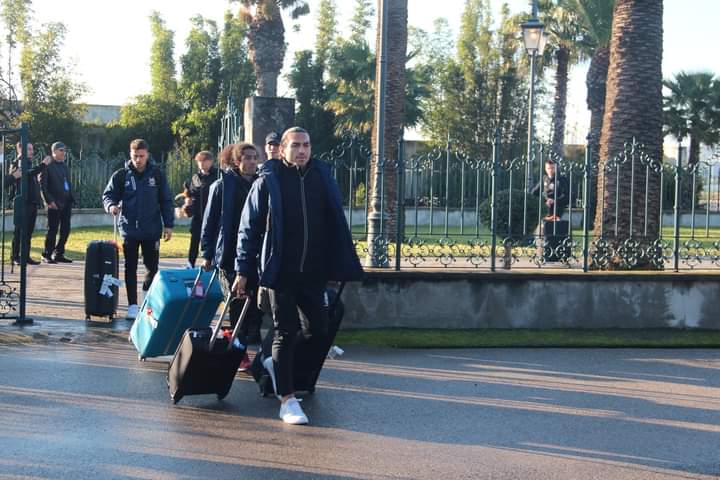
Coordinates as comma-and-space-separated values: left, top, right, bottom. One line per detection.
26, 257, 40, 265
41, 255, 56, 264
52, 254, 73, 263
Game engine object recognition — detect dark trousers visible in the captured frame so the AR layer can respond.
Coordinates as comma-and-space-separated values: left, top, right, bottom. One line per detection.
12, 203, 37, 261
187, 222, 201, 267
268, 277, 328, 397
44, 205, 71, 256
123, 237, 160, 305
218, 268, 263, 338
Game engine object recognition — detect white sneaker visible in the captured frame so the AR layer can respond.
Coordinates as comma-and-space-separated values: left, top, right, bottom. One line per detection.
126, 304, 139, 320
279, 397, 308, 425
262, 356, 280, 399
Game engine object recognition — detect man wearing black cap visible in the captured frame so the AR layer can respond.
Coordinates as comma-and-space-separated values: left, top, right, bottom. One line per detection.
40, 141, 74, 263
265, 132, 281, 162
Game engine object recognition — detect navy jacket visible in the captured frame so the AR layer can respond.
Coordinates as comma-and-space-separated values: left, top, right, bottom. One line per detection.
201, 169, 255, 272
235, 158, 363, 288
102, 162, 174, 240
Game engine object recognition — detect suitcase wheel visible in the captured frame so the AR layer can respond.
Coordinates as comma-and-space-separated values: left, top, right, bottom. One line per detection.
85, 316, 90, 322
171, 395, 180, 404
138, 355, 146, 362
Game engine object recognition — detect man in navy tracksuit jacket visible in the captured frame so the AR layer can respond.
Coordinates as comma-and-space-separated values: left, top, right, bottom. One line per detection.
232, 127, 363, 425
200, 142, 261, 339
102, 139, 174, 319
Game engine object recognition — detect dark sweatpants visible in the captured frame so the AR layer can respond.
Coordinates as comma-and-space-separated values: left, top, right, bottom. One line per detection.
43, 204, 71, 257
12, 203, 37, 261
123, 237, 160, 305
268, 276, 329, 397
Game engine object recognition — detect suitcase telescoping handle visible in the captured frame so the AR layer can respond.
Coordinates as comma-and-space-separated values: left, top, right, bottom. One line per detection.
208, 293, 252, 351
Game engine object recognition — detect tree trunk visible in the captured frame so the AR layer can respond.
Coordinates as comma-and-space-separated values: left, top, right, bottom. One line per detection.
551, 46, 570, 159
247, 2, 285, 98
689, 136, 700, 166
592, 0, 664, 269
369, 0, 408, 241
585, 46, 610, 230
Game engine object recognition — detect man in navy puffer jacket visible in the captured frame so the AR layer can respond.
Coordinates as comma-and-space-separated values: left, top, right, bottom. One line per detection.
102, 139, 174, 319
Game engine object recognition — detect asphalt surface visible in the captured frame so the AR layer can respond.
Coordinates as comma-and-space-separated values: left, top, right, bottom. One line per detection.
0, 259, 719, 479
0, 342, 718, 479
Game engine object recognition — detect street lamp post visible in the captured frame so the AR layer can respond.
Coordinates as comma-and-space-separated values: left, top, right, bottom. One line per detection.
521, 2, 548, 176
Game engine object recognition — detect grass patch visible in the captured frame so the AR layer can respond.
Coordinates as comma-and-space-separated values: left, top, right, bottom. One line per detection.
3, 225, 193, 261
336, 328, 720, 348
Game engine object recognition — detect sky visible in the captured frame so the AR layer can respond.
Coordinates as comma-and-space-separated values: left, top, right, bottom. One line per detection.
23, 0, 720, 144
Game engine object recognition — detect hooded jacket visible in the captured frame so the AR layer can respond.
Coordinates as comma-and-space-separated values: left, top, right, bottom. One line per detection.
235, 158, 363, 288
102, 161, 174, 240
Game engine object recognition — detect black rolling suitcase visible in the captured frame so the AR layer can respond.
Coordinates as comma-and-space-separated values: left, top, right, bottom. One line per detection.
83, 240, 120, 322
167, 294, 251, 404
542, 219, 570, 262
249, 283, 346, 397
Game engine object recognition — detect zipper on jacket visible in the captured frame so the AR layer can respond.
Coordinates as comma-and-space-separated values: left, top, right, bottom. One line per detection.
299, 170, 309, 272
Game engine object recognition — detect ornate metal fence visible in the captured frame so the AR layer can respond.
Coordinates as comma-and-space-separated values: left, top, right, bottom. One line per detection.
320, 131, 720, 272
1, 124, 30, 323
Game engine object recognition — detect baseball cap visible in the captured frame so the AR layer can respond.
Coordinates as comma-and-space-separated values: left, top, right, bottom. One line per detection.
51, 141, 66, 151
265, 132, 280, 145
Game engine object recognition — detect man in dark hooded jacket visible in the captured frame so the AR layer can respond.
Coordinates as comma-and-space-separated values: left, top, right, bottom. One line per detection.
102, 139, 174, 319
200, 142, 261, 341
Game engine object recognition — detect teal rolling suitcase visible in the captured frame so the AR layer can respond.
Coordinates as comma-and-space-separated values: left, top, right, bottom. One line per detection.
129, 268, 223, 361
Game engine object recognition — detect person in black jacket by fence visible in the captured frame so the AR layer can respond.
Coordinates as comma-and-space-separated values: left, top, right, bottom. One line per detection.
5, 142, 50, 265
182, 151, 217, 268
102, 139, 174, 319
40, 141, 74, 264
530, 158, 570, 220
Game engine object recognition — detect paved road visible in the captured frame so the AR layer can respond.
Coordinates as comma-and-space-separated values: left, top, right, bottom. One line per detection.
0, 342, 718, 479
0, 260, 719, 478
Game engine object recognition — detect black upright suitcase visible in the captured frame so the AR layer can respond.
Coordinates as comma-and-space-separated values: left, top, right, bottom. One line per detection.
167, 294, 251, 404
249, 284, 346, 397
542, 219, 570, 262
83, 240, 120, 322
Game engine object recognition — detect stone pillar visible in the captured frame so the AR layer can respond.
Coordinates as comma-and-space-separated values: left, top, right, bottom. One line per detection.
244, 96, 295, 161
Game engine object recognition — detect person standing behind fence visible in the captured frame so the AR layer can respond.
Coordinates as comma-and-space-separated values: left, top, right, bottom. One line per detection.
5, 142, 50, 265
40, 141, 74, 264
102, 139, 174, 320
232, 127, 363, 425
530, 158, 570, 220
200, 143, 263, 344
182, 151, 218, 269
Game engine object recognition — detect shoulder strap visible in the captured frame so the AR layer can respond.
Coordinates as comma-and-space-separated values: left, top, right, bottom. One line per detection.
113, 168, 127, 197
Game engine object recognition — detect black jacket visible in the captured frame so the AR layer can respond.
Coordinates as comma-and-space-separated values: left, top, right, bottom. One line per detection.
531, 174, 570, 217
185, 166, 218, 231
40, 160, 74, 210
4, 161, 44, 207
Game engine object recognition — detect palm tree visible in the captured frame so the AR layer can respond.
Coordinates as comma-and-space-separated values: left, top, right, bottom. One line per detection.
540, 0, 592, 158
367, 0, 408, 265
568, 0, 614, 161
564, 0, 614, 227
663, 71, 720, 166
592, 0, 664, 267
237, 0, 309, 97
